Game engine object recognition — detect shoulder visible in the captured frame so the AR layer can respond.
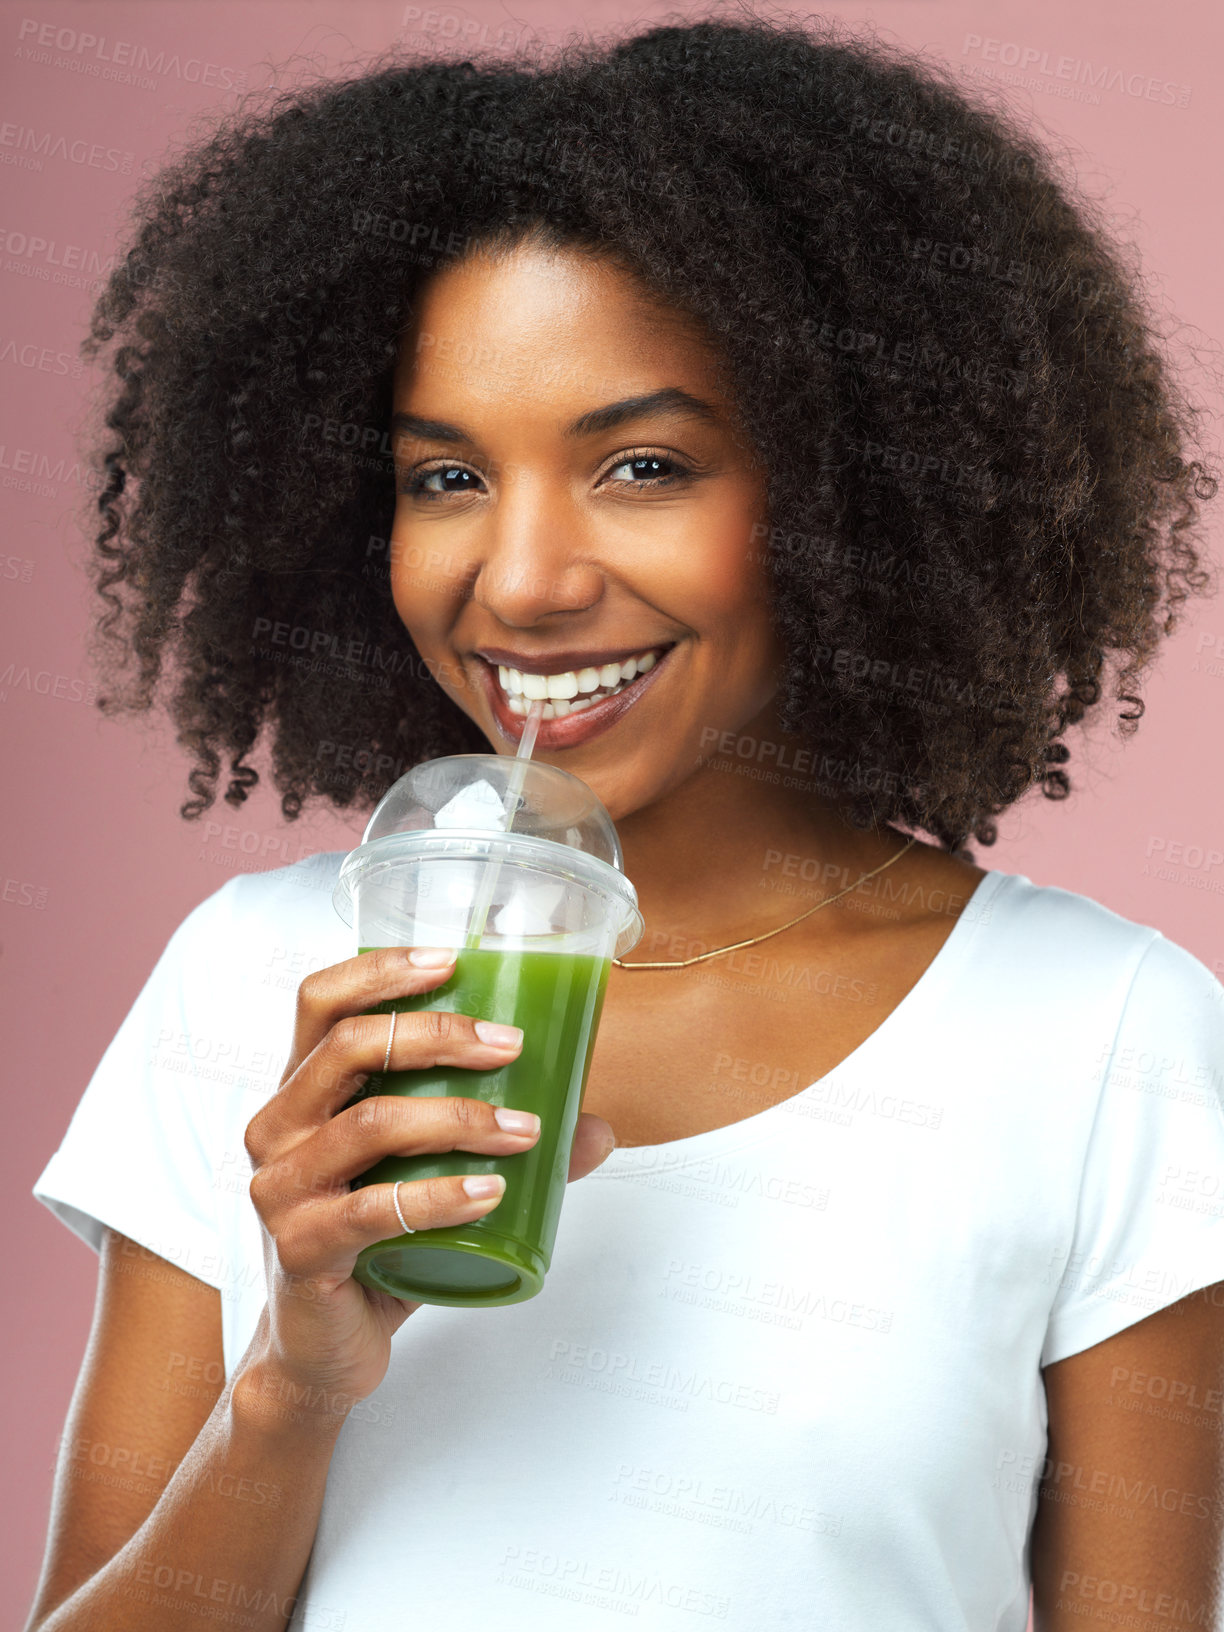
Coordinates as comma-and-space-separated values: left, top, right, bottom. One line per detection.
974, 867, 1167, 980
884, 843, 1163, 967
182, 850, 349, 937
994, 869, 1220, 989
970, 870, 1224, 1080
158, 852, 356, 1109
222, 849, 349, 932
162, 850, 353, 990
896, 842, 1166, 977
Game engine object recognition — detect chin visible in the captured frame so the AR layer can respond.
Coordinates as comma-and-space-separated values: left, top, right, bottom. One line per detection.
585, 755, 701, 829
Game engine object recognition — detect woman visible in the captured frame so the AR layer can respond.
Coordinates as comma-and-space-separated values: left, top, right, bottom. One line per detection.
26, 12, 1224, 1630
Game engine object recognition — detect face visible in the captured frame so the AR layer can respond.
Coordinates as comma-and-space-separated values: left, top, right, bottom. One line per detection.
388, 237, 785, 822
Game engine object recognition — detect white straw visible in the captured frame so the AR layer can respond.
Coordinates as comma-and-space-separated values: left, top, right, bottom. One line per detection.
516, 698, 545, 763
463, 700, 546, 948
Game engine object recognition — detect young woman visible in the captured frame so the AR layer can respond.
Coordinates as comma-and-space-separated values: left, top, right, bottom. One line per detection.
26, 13, 1224, 1631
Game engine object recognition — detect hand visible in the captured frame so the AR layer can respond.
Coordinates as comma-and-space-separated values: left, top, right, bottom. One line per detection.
239, 947, 615, 1423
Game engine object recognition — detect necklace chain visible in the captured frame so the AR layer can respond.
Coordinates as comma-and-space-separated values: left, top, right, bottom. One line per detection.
611, 833, 918, 970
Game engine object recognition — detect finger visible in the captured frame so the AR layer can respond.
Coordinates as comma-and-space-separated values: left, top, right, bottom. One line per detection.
251, 1094, 540, 1220
269, 1172, 511, 1291
568, 1112, 617, 1182
285, 946, 458, 1081
248, 1005, 524, 1168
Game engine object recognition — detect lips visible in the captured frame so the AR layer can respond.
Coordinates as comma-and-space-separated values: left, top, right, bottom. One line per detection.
475, 643, 676, 749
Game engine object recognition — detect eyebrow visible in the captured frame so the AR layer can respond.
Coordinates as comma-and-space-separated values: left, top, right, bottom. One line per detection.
389, 386, 722, 448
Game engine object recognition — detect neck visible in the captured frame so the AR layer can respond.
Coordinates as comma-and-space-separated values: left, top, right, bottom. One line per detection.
614, 699, 906, 961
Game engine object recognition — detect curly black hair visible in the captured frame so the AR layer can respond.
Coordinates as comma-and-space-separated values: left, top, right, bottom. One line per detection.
79, 4, 1217, 856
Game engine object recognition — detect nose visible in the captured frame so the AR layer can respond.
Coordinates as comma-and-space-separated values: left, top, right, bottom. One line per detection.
470, 475, 604, 627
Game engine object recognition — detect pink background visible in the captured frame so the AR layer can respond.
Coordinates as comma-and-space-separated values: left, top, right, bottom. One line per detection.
4, 1, 1221, 1622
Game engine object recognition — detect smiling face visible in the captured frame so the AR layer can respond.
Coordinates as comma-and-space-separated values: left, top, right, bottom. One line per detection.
388, 234, 786, 823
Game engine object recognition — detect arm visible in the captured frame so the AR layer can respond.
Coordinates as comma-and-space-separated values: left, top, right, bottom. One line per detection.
24, 1228, 347, 1632
27, 946, 616, 1632
1031, 1282, 1224, 1630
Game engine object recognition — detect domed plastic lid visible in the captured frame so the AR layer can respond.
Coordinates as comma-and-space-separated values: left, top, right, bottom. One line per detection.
360, 753, 623, 863
332, 754, 642, 953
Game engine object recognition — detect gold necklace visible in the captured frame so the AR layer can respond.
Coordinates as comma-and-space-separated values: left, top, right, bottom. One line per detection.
611, 833, 918, 970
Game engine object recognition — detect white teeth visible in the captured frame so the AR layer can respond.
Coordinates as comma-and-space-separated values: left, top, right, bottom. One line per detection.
492, 645, 667, 721
509, 695, 589, 721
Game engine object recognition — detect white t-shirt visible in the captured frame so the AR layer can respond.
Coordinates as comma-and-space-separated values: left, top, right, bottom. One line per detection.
31, 855, 1224, 1631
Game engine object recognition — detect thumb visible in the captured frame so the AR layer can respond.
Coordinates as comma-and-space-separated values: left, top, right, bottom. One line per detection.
567, 1112, 617, 1181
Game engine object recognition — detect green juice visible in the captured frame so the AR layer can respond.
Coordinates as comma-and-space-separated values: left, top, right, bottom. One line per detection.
346, 945, 611, 1307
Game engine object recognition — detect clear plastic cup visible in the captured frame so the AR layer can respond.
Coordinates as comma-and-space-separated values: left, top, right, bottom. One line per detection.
332, 754, 643, 1307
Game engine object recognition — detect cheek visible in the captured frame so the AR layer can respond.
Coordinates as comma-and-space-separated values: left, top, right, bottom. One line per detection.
387, 527, 463, 636
385, 524, 481, 706
706, 544, 770, 614
694, 476, 772, 601
687, 516, 776, 649
693, 516, 784, 711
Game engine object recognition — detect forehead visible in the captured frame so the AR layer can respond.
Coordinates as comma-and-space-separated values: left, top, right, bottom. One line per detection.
392, 241, 726, 412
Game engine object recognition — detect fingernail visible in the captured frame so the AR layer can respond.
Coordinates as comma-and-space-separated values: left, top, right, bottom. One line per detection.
494, 1107, 540, 1136
408, 947, 456, 967
474, 1021, 523, 1048
463, 1173, 506, 1199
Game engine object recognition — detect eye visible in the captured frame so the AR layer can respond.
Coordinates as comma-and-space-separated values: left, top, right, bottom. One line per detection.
603, 450, 692, 489
400, 464, 483, 500
398, 448, 695, 501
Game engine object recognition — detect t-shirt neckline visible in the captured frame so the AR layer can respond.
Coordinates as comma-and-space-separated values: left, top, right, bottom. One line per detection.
598, 867, 1012, 1171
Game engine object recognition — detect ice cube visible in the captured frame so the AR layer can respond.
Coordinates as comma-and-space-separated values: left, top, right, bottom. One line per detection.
433, 778, 508, 830
491, 879, 567, 937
